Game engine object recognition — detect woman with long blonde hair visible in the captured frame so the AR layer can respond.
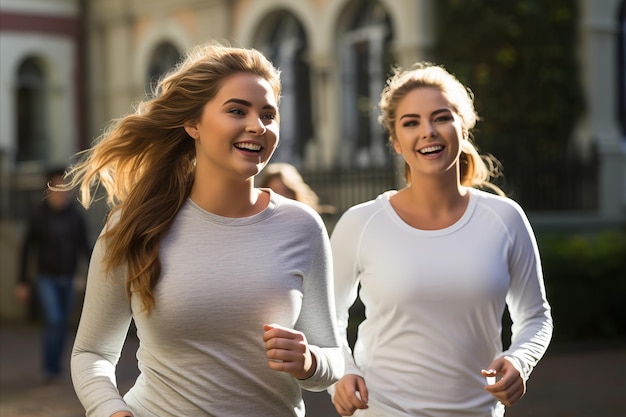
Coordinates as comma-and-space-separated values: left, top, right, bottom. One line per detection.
69, 42, 343, 417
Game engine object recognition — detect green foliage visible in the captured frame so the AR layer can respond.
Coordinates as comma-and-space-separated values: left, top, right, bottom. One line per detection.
537, 229, 626, 342
433, 0, 586, 209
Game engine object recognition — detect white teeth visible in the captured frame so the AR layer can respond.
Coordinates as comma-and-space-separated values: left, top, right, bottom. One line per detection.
419, 145, 443, 154
235, 143, 261, 151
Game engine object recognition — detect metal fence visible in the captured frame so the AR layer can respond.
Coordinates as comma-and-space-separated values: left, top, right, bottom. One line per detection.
301, 152, 599, 232
1, 153, 599, 233
301, 167, 399, 232
501, 153, 599, 212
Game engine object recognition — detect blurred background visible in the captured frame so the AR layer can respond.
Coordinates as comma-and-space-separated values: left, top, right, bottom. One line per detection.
0, 0, 625, 416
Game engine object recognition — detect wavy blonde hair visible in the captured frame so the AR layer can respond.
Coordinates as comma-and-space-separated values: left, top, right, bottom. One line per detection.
66, 42, 281, 314
378, 62, 503, 195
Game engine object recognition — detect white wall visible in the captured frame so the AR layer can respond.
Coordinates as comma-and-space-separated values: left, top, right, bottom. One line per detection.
1, 0, 78, 16
0, 33, 77, 166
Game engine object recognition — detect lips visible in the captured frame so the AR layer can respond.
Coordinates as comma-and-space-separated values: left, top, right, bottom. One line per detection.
418, 145, 444, 155
234, 142, 262, 153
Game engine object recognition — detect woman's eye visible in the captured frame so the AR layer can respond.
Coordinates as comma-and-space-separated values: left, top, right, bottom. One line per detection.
262, 113, 276, 121
228, 108, 245, 115
402, 120, 418, 127
435, 115, 453, 123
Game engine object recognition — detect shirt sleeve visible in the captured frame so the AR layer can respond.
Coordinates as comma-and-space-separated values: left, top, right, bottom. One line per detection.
71, 225, 134, 417
295, 212, 344, 391
502, 202, 553, 382
329, 207, 367, 379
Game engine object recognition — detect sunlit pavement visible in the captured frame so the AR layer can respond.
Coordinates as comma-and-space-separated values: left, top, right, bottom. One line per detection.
1, 321, 625, 417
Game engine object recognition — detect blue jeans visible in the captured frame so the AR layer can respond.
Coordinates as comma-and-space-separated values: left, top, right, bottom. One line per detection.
36, 274, 75, 378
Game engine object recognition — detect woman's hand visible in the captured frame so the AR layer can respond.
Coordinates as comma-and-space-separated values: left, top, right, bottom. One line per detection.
482, 356, 526, 406
332, 374, 369, 416
263, 323, 316, 380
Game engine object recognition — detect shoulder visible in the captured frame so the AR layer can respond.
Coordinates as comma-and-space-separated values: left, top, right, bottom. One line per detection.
334, 191, 392, 230
470, 188, 531, 228
27, 203, 46, 221
472, 188, 524, 212
67, 203, 87, 219
101, 208, 121, 233
272, 193, 327, 230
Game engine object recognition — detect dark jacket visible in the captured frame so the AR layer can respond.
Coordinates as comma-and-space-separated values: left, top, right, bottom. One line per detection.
19, 201, 91, 283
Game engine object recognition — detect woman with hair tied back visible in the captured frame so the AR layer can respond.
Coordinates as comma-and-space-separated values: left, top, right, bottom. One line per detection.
329, 62, 552, 417
67, 42, 343, 417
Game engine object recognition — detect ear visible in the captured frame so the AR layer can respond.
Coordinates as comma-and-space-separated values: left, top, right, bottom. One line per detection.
392, 138, 402, 154
184, 122, 198, 139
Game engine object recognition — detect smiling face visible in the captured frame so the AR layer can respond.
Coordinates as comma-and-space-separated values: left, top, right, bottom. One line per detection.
392, 86, 466, 182
184, 72, 279, 183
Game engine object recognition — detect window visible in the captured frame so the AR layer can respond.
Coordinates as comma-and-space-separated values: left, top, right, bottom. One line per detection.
16, 57, 48, 162
339, 0, 394, 168
147, 42, 181, 96
260, 12, 312, 167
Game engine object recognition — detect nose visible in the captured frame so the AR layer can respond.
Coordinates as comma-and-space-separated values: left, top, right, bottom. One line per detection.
247, 116, 267, 136
420, 121, 436, 139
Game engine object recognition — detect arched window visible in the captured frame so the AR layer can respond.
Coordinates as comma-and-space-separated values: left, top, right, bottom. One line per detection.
258, 11, 312, 167
147, 41, 181, 95
339, 0, 394, 168
16, 57, 48, 162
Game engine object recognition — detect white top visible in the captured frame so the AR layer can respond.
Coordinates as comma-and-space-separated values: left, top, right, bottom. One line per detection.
71, 191, 343, 417
330, 188, 553, 417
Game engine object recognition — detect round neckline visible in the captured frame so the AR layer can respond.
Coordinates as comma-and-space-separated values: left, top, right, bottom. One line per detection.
380, 188, 478, 236
186, 189, 279, 226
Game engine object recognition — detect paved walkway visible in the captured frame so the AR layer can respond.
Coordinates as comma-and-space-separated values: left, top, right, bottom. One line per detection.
1, 321, 624, 417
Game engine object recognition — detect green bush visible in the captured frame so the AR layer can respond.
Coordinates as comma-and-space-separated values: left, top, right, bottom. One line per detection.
433, 0, 587, 211
538, 229, 626, 343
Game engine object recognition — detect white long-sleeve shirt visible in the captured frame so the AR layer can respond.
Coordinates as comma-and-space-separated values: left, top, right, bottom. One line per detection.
71, 191, 343, 417
330, 188, 553, 417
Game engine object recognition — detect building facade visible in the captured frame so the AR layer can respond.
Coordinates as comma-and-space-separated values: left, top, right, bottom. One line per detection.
0, 0, 86, 319
2, 0, 623, 215
1, 0, 85, 204
1, 0, 624, 317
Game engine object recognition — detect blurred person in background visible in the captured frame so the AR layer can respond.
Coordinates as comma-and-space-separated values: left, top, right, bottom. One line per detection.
16, 166, 91, 383
329, 62, 553, 417
66, 42, 342, 417
260, 162, 335, 215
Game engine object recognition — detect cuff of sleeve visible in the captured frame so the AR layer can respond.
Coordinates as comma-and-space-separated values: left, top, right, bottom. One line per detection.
503, 355, 528, 382
298, 348, 321, 381
297, 345, 343, 392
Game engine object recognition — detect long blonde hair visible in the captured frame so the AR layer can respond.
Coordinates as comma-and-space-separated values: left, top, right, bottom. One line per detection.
378, 62, 503, 195
66, 42, 281, 314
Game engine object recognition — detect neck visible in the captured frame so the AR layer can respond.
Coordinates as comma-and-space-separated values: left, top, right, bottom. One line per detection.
407, 170, 466, 211
190, 176, 267, 218
391, 174, 469, 230
406, 184, 466, 212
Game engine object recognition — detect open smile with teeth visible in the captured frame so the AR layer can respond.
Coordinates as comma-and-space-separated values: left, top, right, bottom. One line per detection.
419, 145, 444, 155
234, 142, 262, 153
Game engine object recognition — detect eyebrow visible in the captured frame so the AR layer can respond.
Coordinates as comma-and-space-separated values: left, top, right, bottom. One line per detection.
223, 98, 277, 112
399, 108, 451, 120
